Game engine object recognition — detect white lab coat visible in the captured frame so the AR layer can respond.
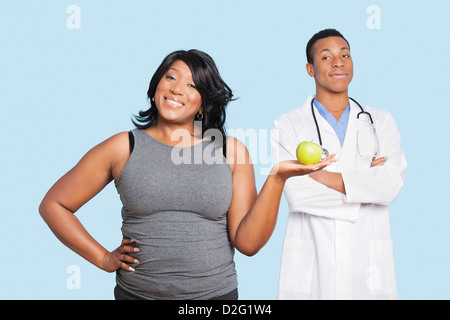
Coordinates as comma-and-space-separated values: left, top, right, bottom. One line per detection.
271, 95, 407, 300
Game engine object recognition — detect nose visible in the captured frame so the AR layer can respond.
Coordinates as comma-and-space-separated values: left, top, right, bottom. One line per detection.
170, 83, 183, 95
332, 56, 344, 68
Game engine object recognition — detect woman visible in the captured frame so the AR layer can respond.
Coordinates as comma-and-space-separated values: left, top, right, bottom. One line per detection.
39, 49, 335, 300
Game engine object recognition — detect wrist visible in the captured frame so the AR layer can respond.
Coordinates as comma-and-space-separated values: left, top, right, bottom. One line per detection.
268, 168, 288, 185
95, 248, 111, 271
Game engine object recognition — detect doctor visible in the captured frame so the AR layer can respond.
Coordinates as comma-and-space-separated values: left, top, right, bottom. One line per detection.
271, 29, 407, 299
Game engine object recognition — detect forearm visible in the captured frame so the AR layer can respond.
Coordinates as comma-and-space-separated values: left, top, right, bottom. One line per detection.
342, 164, 406, 205
233, 174, 285, 256
39, 200, 108, 270
309, 171, 346, 194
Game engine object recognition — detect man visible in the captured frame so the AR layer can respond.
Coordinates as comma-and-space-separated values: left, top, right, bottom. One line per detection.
271, 29, 407, 299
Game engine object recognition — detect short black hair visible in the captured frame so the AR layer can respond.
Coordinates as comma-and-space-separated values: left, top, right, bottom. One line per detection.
132, 49, 234, 141
306, 29, 350, 64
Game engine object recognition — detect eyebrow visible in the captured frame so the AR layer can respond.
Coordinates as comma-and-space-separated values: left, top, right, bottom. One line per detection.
168, 67, 193, 78
168, 67, 180, 72
320, 47, 350, 53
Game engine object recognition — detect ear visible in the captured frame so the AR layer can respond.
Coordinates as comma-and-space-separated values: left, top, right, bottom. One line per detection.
306, 63, 315, 77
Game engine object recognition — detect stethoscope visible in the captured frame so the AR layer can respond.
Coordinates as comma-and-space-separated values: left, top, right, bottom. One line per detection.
310, 97, 379, 158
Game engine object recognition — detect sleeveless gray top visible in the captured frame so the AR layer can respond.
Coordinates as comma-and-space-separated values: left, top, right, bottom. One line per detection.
114, 129, 236, 299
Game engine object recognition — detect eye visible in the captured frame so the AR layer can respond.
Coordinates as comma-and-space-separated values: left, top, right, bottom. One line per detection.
187, 83, 197, 89
342, 54, 350, 58
165, 74, 176, 81
322, 56, 331, 60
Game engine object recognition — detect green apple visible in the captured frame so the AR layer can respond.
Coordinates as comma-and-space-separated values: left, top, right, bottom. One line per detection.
296, 141, 322, 165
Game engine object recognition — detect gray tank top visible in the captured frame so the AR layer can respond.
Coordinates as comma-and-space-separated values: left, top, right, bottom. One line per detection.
114, 129, 237, 299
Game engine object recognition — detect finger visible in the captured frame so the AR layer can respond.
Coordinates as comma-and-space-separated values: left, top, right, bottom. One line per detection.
121, 244, 140, 253
320, 154, 336, 162
373, 158, 387, 165
372, 156, 387, 162
314, 156, 336, 169
307, 164, 328, 172
120, 238, 140, 253
120, 253, 140, 264
121, 238, 135, 245
119, 261, 136, 272
371, 161, 385, 168
371, 157, 387, 167
320, 154, 337, 165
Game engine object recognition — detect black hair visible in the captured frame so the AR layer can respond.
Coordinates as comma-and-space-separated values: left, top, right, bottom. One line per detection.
132, 49, 234, 142
306, 29, 350, 64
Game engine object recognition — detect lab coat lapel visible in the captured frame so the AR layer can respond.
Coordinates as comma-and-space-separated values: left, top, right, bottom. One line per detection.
338, 99, 360, 171
310, 99, 336, 137
302, 95, 338, 147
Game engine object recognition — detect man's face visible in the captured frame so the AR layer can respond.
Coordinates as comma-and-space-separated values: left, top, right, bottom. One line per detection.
306, 36, 353, 95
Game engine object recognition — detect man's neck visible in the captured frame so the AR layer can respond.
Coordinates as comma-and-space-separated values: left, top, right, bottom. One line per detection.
314, 91, 349, 121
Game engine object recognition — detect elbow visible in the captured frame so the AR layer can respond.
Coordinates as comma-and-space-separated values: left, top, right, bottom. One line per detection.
382, 182, 405, 205
38, 198, 56, 225
39, 194, 55, 219
38, 199, 48, 219
38, 196, 69, 222
237, 246, 260, 257
356, 183, 404, 206
230, 224, 273, 257
233, 241, 263, 257
243, 251, 258, 257
377, 175, 406, 205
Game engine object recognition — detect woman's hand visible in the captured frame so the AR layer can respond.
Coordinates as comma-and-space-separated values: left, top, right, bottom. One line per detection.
270, 154, 336, 182
101, 238, 140, 272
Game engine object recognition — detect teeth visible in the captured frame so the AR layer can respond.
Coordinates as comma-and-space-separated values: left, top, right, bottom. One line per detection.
166, 98, 183, 107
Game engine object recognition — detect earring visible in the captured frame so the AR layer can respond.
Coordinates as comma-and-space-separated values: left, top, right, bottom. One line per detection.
196, 112, 204, 120
151, 97, 155, 102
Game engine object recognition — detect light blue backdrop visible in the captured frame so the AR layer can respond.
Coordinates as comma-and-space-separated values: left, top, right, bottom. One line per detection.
1, 0, 449, 300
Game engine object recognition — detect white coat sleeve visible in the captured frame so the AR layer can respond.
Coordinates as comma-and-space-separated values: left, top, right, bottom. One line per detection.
271, 116, 360, 222
342, 112, 407, 205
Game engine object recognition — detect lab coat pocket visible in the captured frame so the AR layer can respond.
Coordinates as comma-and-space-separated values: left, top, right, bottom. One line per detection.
279, 238, 315, 295
367, 240, 396, 297
357, 124, 378, 158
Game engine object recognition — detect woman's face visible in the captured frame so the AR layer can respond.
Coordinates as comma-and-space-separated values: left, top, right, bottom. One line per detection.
154, 59, 202, 126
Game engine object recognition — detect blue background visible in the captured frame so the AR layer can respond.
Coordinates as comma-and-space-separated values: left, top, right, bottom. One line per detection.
1, 0, 449, 299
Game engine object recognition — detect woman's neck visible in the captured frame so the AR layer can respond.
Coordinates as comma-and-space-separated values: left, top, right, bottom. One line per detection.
145, 120, 202, 147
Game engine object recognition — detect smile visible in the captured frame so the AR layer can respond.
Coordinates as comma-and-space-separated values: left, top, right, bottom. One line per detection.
164, 97, 185, 107
329, 73, 347, 79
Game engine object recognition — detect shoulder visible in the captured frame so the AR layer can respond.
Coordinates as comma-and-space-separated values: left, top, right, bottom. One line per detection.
274, 106, 303, 125
363, 104, 389, 115
226, 136, 250, 159
96, 131, 130, 153
362, 104, 396, 124
225, 136, 253, 173
360, 105, 401, 137
273, 97, 312, 128
271, 105, 309, 142
91, 131, 133, 180
81, 131, 131, 169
